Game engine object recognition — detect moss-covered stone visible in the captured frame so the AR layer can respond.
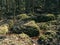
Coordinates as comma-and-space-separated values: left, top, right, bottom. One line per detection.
22, 21, 40, 37
0, 33, 33, 45
10, 20, 40, 37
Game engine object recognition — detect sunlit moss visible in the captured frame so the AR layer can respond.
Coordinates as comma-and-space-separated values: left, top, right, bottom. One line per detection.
19, 33, 33, 45
17, 14, 30, 20
46, 14, 55, 20
0, 24, 9, 34
22, 20, 40, 37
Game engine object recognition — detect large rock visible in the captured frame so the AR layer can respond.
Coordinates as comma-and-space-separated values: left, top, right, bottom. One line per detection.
0, 33, 33, 45
22, 21, 40, 37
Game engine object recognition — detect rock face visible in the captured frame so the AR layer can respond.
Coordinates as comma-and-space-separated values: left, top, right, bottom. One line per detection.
0, 33, 33, 45
0, 24, 9, 34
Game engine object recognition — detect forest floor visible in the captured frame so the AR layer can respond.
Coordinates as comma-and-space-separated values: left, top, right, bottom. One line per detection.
0, 34, 39, 45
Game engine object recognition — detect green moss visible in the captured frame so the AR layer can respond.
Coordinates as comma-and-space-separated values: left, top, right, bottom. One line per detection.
47, 20, 57, 25
32, 14, 55, 22
8, 20, 14, 29
17, 14, 30, 20
39, 23, 49, 30
46, 14, 55, 20
23, 21, 39, 29
45, 30, 57, 38
19, 33, 33, 45
21, 21, 40, 37
10, 20, 40, 37
39, 35, 47, 40
0, 24, 9, 34
0, 33, 33, 45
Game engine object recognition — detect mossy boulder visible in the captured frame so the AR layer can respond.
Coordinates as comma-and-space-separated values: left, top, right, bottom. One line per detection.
0, 33, 33, 45
0, 24, 9, 34
32, 14, 55, 22
18, 33, 33, 45
19, 33, 32, 43
22, 21, 40, 37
